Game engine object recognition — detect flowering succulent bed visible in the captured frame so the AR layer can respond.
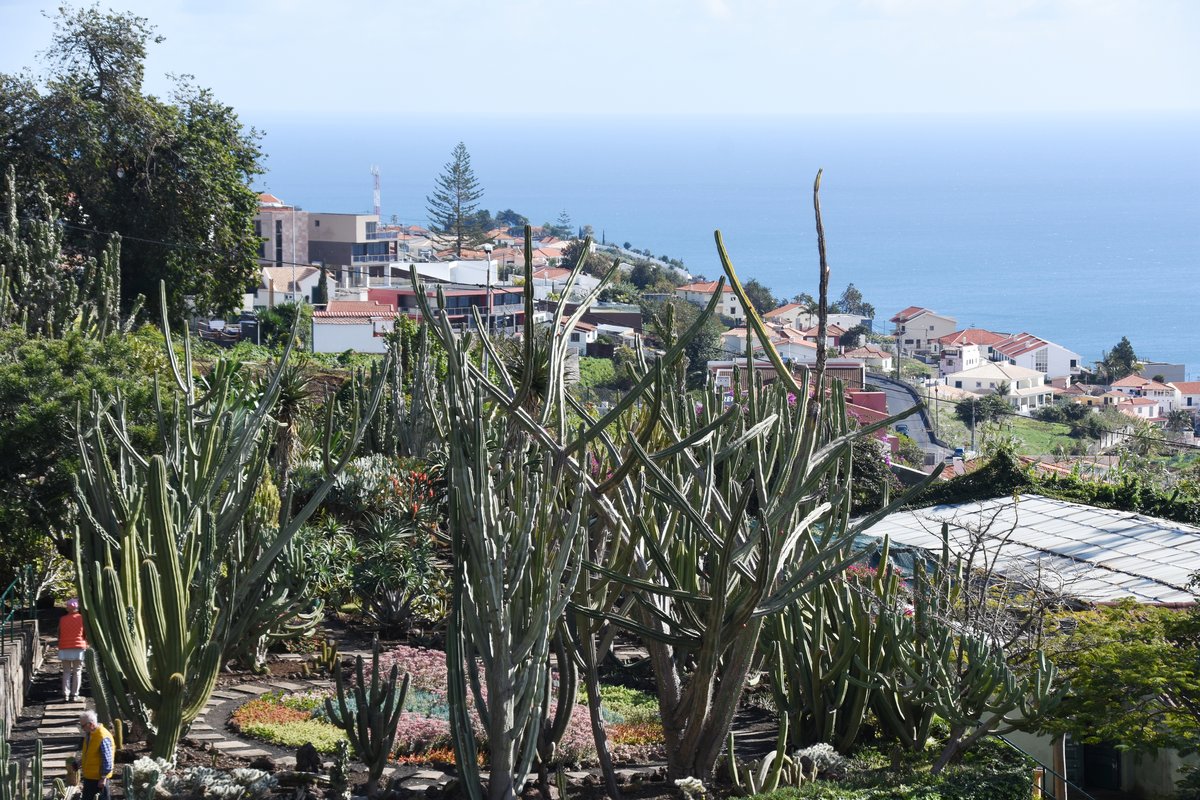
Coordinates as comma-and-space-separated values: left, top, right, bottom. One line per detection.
230, 645, 665, 766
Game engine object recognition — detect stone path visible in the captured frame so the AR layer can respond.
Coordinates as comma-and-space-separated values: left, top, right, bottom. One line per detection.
15, 646, 677, 795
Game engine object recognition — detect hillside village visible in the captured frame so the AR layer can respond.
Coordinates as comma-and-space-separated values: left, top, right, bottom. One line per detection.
243, 194, 1199, 476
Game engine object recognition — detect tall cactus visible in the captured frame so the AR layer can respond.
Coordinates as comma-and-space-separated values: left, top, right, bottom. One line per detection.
0, 732, 43, 800
73, 284, 389, 758
410, 176, 940, 788
325, 638, 410, 797
0, 166, 140, 339
766, 541, 906, 754
880, 524, 1062, 772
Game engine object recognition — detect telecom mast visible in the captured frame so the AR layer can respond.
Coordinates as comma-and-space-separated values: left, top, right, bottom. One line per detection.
371, 165, 381, 219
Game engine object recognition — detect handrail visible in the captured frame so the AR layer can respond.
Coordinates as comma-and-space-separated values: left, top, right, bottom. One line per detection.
0, 566, 34, 647
994, 735, 1102, 800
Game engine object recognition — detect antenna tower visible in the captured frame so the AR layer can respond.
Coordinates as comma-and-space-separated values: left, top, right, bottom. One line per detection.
371, 165, 381, 219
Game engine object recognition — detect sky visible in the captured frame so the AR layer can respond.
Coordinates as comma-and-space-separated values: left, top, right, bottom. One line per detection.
0, 0, 1197, 116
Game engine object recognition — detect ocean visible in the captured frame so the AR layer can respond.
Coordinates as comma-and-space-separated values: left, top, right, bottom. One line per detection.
247, 112, 1200, 378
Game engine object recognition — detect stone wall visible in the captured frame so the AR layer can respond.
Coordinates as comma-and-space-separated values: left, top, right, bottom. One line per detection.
0, 619, 42, 737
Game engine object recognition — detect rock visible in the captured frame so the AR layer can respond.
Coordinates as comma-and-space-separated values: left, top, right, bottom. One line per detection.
581, 774, 598, 787
249, 755, 277, 773
296, 742, 323, 774
424, 784, 444, 799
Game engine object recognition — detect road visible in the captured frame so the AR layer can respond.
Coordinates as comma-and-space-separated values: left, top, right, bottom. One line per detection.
867, 373, 950, 464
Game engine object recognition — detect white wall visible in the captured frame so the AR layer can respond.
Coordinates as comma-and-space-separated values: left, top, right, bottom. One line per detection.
312, 321, 390, 354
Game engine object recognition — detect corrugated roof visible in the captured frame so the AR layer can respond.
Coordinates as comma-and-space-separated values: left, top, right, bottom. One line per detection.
861, 494, 1200, 604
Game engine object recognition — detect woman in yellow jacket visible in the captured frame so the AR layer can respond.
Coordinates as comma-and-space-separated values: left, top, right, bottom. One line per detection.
78, 711, 114, 800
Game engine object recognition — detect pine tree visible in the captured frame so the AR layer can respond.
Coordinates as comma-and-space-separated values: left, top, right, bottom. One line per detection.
426, 142, 485, 257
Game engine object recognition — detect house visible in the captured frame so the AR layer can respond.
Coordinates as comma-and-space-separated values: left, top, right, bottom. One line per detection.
889, 307, 957, 354
367, 285, 526, 332
796, 323, 847, 348
941, 361, 1054, 414
529, 266, 601, 301
722, 325, 819, 363
1110, 375, 1181, 411
562, 320, 598, 355
1116, 396, 1164, 423
256, 266, 323, 308
254, 194, 309, 273
989, 332, 1082, 384
842, 345, 894, 373
763, 304, 871, 332
675, 280, 745, 322
1171, 382, 1200, 416
707, 358, 866, 391
311, 299, 397, 354
934, 329, 1009, 376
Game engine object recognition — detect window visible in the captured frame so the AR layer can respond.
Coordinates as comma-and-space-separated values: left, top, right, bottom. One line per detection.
1070, 359, 1078, 368
274, 220, 283, 267
314, 219, 320, 228
955, 381, 962, 389
254, 220, 264, 259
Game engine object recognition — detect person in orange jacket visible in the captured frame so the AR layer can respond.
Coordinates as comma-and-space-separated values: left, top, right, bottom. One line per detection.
58, 598, 87, 702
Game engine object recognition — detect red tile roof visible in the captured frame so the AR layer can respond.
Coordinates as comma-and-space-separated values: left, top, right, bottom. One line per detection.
764, 302, 802, 318
1111, 375, 1152, 388
1172, 381, 1200, 395
992, 332, 1052, 359
677, 281, 733, 294
325, 299, 395, 313
889, 306, 931, 323
935, 328, 1008, 347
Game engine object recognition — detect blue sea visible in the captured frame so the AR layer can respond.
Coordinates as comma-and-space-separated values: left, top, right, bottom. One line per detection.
248, 113, 1200, 378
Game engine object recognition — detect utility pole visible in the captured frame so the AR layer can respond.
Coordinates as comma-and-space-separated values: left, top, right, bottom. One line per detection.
970, 400, 976, 452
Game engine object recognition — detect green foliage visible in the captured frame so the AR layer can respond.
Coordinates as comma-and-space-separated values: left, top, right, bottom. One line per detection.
352, 516, 446, 632
1097, 336, 1139, 382
0, 325, 162, 587
577, 356, 617, 388
646, 297, 724, 390
913, 447, 1200, 525
832, 283, 875, 319
1041, 600, 1200, 753
257, 302, 311, 350
953, 394, 1009, 429
0, 7, 263, 317
742, 278, 777, 314
426, 142, 485, 257
627, 259, 684, 293
850, 436, 904, 515
560, 239, 611, 278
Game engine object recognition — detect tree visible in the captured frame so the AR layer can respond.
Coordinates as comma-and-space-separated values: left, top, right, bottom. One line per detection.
495, 209, 528, 230
834, 282, 875, 319
955, 393, 1010, 429
1098, 336, 1140, 382
560, 238, 609, 278
741, 278, 776, 314
426, 142, 485, 257
842, 322, 871, 348
0, 7, 264, 318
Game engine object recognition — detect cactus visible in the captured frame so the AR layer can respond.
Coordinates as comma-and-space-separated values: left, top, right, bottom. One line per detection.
408, 181, 941, 789
319, 639, 339, 675
123, 758, 167, 800
0, 732, 43, 800
328, 739, 351, 800
111, 720, 123, 752
325, 637, 409, 798
73, 283, 389, 759
883, 528, 1062, 772
0, 166, 140, 340
766, 541, 905, 754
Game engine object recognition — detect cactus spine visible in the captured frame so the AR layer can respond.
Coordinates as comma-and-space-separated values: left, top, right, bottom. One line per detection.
325, 637, 410, 798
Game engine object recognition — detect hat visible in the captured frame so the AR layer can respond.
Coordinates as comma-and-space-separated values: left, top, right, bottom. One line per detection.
65, 598, 79, 610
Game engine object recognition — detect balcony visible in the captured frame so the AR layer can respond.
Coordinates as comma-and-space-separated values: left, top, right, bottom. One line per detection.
352, 253, 402, 264
365, 231, 401, 241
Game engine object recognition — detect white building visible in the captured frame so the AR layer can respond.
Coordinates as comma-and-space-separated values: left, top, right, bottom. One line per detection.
256, 266, 323, 308
1111, 375, 1181, 412
890, 306, 957, 354
676, 280, 745, 322
990, 332, 1082, 384
310, 300, 397, 354
941, 361, 1053, 414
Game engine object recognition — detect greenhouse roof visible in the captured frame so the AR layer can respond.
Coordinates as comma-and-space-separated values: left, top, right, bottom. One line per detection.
860, 494, 1200, 605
